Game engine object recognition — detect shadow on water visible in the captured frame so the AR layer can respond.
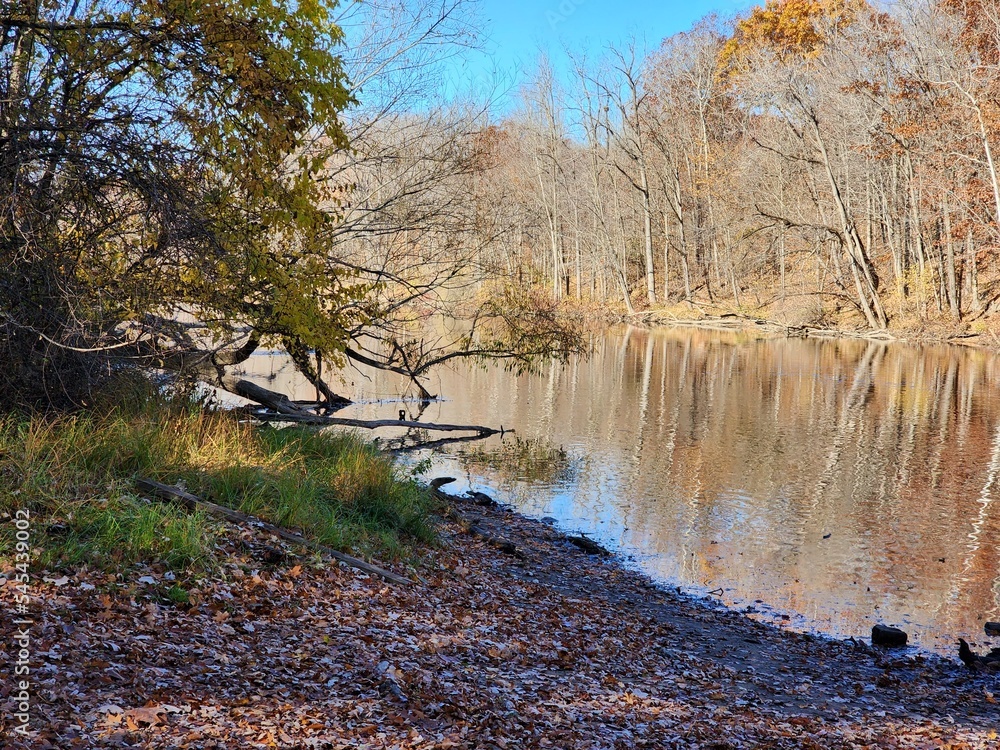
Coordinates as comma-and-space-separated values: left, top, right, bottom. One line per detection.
235, 328, 1000, 656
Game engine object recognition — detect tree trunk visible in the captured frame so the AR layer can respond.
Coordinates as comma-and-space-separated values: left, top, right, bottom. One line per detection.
137, 479, 411, 585
812, 114, 886, 329
942, 197, 960, 320
965, 230, 981, 312
639, 162, 656, 305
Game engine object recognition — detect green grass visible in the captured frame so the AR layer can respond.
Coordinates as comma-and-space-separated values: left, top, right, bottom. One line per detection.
0, 376, 437, 572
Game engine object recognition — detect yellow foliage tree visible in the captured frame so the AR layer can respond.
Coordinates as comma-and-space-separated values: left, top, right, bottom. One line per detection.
719, 0, 867, 75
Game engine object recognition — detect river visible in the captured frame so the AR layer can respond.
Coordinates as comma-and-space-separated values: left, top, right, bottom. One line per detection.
234, 326, 1000, 656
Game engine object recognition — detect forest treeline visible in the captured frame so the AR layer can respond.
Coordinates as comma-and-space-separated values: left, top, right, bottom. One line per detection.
5, 0, 1000, 407
476, 0, 1000, 330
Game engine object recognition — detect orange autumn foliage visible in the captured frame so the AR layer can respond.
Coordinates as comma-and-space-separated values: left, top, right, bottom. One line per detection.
941, 0, 1000, 65
719, 0, 868, 75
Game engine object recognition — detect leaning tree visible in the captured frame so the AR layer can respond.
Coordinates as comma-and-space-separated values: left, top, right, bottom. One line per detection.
0, 0, 367, 406
0, 0, 584, 409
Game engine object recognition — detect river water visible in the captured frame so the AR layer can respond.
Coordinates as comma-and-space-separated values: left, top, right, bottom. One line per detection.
234, 327, 1000, 655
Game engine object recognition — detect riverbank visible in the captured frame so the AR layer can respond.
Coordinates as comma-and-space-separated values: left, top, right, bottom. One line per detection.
3, 477, 998, 748
614, 303, 1000, 351
0, 386, 436, 574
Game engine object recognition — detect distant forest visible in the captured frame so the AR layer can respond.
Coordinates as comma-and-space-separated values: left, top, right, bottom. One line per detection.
483, 0, 1000, 330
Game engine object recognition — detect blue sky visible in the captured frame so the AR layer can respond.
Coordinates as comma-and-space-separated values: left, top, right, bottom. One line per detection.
457, 0, 756, 100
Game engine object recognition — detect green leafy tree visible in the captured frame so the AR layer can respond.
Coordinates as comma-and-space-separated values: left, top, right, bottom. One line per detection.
0, 0, 363, 405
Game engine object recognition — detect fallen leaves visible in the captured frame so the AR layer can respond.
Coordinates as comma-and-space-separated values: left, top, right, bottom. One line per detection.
124, 705, 167, 728
1, 502, 998, 749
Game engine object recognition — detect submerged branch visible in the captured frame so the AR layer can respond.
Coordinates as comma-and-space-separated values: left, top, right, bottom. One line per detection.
246, 411, 504, 436
385, 433, 504, 453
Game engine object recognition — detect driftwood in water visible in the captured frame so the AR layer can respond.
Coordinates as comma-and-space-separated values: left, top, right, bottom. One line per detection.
233, 380, 314, 416
136, 478, 411, 585
387, 433, 498, 454
249, 411, 503, 436
233, 380, 350, 414
625, 312, 906, 344
231, 379, 504, 437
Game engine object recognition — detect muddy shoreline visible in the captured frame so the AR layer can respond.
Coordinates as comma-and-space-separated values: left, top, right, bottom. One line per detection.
3, 483, 998, 749
441, 490, 999, 718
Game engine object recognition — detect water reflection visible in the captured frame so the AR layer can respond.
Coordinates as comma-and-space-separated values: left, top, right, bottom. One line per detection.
459, 437, 582, 486
235, 328, 1000, 654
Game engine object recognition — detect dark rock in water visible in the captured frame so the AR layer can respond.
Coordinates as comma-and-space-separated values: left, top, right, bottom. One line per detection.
540, 517, 558, 525
872, 624, 908, 647
567, 535, 611, 556
985, 622, 1000, 637
466, 491, 497, 507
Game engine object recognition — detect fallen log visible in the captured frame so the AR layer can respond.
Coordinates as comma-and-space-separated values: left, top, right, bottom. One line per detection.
248, 411, 503, 436
233, 380, 313, 416
386, 433, 495, 454
800, 327, 897, 342
135, 478, 411, 585
230, 379, 504, 437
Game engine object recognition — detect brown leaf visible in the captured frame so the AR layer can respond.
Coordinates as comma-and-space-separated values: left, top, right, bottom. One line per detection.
125, 705, 167, 726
